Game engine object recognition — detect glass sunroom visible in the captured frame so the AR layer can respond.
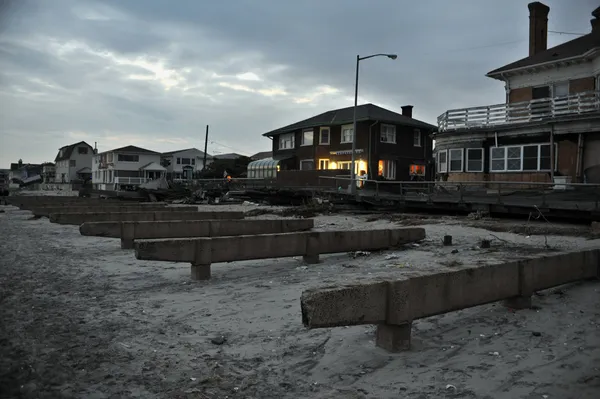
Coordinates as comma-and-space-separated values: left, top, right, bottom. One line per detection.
247, 158, 280, 178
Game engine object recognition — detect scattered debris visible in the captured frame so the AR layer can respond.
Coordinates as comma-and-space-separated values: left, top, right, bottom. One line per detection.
352, 251, 371, 258
210, 336, 227, 345
451, 249, 459, 254
532, 331, 542, 337
384, 253, 401, 260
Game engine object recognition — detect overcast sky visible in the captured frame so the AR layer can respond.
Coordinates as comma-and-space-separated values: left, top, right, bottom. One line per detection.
0, 0, 597, 167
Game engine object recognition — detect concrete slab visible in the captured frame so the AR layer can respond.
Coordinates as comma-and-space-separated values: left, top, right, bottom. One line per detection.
32, 205, 197, 217
113, 219, 313, 248
134, 228, 426, 280
50, 211, 244, 225
300, 249, 600, 352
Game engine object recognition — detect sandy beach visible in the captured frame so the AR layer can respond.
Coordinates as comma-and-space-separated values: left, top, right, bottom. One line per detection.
1, 203, 599, 398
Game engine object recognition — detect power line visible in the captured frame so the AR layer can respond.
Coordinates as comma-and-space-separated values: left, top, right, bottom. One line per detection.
549, 30, 587, 36
209, 140, 252, 156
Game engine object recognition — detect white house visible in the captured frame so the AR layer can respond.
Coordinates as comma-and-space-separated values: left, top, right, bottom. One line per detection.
160, 148, 213, 180
54, 141, 95, 183
92, 145, 167, 191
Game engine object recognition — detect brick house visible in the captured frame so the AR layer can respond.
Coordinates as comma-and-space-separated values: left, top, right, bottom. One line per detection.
260, 103, 436, 182
434, 2, 600, 184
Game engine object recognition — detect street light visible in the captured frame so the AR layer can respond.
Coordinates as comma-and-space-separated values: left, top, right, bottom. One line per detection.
350, 53, 397, 195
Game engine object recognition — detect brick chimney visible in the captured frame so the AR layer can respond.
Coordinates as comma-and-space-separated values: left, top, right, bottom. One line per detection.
591, 6, 600, 33
401, 105, 413, 118
528, 2, 550, 56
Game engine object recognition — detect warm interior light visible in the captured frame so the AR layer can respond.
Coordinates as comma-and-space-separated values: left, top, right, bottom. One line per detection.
329, 161, 338, 169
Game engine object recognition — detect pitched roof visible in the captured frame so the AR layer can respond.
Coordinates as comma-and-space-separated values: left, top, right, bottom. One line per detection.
488, 24, 600, 77
54, 141, 94, 162
161, 147, 213, 158
103, 145, 160, 155
214, 153, 246, 159
262, 103, 436, 137
250, 151, 272, 160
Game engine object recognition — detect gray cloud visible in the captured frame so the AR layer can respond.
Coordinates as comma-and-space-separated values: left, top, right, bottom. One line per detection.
0, 0, 597, 165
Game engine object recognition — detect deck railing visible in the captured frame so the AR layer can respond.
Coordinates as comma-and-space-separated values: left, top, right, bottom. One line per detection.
114, 177, 151, 185
437, 90, 600, 132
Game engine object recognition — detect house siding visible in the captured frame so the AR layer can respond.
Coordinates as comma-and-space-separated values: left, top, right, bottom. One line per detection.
55, 144, 94, 183
272, 121, 434, 181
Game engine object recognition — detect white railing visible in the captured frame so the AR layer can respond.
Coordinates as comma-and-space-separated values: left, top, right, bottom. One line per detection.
114, 177, 151, 185
437, 90, 600, 132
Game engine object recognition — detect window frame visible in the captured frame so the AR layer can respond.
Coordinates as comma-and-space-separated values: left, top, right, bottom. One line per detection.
380, 124, 397, 144
413, 129, 422, 147
319, 127, 330, 145
278, 133, 295, 150
489, 143, 557, 172
318, 159, 330, 170
117, 154, 140, 163
448, 149, 464, 172
301, 129, 314, 146
340, 124, 354, 144
437, 150, 448, 173
465, 148, 484, 172
299, 159, 314, 171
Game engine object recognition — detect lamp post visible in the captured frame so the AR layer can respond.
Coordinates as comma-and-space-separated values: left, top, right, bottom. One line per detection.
350, 53, 397, 195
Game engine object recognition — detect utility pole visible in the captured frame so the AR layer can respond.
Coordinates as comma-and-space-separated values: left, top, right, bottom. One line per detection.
203, 125, 209, 171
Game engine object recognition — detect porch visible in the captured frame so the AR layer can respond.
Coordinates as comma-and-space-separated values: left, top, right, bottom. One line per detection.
437, 90, 600, 132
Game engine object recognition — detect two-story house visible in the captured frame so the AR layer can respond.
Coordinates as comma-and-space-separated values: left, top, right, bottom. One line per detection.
160, 148, 213, 181
435, 2, 600, 184
54, 141, 95, 183
92, 145, 166, 191
260, 103, 436, 182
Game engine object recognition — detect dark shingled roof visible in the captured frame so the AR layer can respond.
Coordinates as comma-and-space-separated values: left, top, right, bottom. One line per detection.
488, 8, 600, 77
108, 145, 160, 154
262, 103, 436, 137
54, 141, 94, 162
161, 147, 213, 158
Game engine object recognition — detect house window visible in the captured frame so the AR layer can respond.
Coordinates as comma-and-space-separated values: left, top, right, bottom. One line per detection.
466, 148, 484, 172
490, 147, 506, 171
437, 150, 448, 173
78, 147, 88, 154
338, 161, 351, 170
118, 154, 140, 162
414, 129, 422, 147
69, 160, 76, 167
449, 149, 463, 172
191, 158, 196, 165
177, 157, 181, 164
181, 158, 191, 165
489, 144, 555, 172
409, 164, 425, 176
318, 159, 330, 170
279, 133, 295, 149
319, 127, 330, 145
301, 129, 314, 146
378, 160, 397, 180
107, 153, 113, 163
553, 82, 569, 98
300, 159, 314, 170
380, 125, 396, 143
341, 125, 354, 143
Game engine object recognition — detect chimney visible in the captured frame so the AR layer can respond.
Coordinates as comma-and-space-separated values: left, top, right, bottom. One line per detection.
528, 2, 550, 56
94, 142, 98, 154
401, 105, 413, 118
591, 7, 600, 33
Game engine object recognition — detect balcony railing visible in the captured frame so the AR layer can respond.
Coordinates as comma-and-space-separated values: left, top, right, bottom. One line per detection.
114, 177, 151, 185
437, 90, 600, 132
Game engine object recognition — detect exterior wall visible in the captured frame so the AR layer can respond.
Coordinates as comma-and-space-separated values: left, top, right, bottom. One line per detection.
55, 144, 93, 182
436, 132, 580, 185
508, 87, 533, 103
92, 152, 161, 184
507, 57, 600, 89
163, 149, 213, 177
271, 121, 434, 181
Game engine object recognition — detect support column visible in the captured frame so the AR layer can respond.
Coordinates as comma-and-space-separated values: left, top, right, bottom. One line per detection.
191, 239, 212, 281
376, 322, 412, 352
120, 222, 136, 249
303, 233, 320, 264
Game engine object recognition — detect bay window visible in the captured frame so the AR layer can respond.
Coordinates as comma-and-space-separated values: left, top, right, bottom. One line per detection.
466, 148, 484, 172
449, 149, 464, 172
437, 150, 448, 173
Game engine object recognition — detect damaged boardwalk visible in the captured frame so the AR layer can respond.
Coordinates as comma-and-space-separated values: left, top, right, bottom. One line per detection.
1, 196, 600, 398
